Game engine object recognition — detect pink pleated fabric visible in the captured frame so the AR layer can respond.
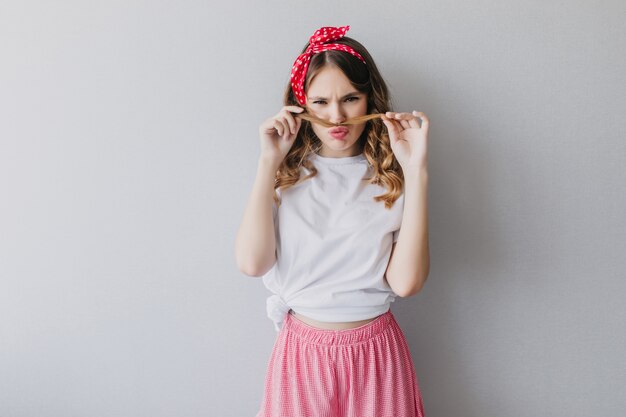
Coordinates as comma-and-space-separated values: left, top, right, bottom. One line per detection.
255, 309, 425, 417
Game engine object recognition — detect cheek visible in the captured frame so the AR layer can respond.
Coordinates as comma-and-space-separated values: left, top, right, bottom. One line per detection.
353, 100, 368, 115
354, 124, 367, 138
309, 123, 325, 138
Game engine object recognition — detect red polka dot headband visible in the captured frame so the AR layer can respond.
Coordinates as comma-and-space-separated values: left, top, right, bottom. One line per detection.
290, 25, 366, 106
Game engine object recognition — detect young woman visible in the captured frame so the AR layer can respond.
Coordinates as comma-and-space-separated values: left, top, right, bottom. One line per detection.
235, 25, 430, 417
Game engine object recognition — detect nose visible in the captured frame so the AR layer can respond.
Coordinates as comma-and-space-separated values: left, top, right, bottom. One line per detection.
327, 102, 346, 124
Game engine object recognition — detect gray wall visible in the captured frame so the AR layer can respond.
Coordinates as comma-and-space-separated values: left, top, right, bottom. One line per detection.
1, 1, 624, 416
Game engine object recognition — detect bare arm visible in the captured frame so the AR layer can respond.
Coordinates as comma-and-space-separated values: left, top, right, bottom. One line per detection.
235, 105, 303, 276
384, 167, 430, 296
234, 157, 279, 277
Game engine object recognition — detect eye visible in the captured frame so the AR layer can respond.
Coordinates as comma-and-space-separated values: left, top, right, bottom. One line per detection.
312, 97, 359, 105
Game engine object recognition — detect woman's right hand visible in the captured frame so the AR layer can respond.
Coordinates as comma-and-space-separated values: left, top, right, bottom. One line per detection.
259, 106, 304, 166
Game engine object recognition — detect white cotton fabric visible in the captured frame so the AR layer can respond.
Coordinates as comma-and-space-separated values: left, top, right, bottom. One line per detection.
263, 152, 404, 331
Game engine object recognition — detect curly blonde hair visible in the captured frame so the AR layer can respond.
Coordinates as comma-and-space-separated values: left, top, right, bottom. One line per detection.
273, 36, 404, 210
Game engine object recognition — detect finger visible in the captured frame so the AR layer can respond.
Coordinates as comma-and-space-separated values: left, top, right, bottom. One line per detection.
278, 113, 294, 135
288, 117, 302, 138
392, 113, 416, 127
388, 111, 412, 120
285, 106, 305, 113
381, 114, 400, 137
273, 119, 286, 136
260, 119, 275, 133
387, 114, 404, 129
399, 119, 411, 129
281, 112, 296, 135
294, 116, 302, 134
407, 111, 421, 128
383, 112, 402, 131
279, 118, 291, 137
388, 112, 417, 129
272, 120, 282, 136
412, 111, 429, 130
398, 111, 426, 128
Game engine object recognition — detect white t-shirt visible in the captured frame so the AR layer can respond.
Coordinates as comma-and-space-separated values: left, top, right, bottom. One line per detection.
262, 151, 404, 331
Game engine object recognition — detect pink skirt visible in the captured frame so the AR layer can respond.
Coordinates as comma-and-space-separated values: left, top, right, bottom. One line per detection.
255, 309, 426, 417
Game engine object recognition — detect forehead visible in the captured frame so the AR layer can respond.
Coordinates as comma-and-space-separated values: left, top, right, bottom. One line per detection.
307, 65, 354, 94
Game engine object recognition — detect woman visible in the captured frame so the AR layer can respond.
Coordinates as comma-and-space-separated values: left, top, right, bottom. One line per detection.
235, 25, 430, 417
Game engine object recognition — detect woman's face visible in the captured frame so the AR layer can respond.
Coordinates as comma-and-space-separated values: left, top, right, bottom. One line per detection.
305, 65, 368, 158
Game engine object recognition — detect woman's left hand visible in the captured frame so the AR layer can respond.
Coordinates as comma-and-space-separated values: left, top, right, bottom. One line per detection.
381, 110, 429, 172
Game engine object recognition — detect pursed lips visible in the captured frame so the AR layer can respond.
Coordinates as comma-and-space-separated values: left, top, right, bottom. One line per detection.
329, 127, 349, 134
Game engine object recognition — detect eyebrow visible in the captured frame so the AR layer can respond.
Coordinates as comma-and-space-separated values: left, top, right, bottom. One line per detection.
307, 91, 362, 100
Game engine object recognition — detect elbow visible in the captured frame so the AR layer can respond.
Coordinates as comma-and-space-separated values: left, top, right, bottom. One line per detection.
394, 274, 428, 298
395, 285, 420, 298
235, 253, 276, 278
234, 240, 275, 277
234, 219, 279, 276
236, 259, 269, 277
237, 263, 262, 277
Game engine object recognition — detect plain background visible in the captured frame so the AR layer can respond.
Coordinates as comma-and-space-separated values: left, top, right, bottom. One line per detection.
1, 1, 625, 416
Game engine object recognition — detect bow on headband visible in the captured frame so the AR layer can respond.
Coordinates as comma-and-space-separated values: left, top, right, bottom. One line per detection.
290, 25, 366, 106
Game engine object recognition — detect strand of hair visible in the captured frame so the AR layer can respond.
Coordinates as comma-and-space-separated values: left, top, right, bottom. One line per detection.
295, 112, 384, 128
